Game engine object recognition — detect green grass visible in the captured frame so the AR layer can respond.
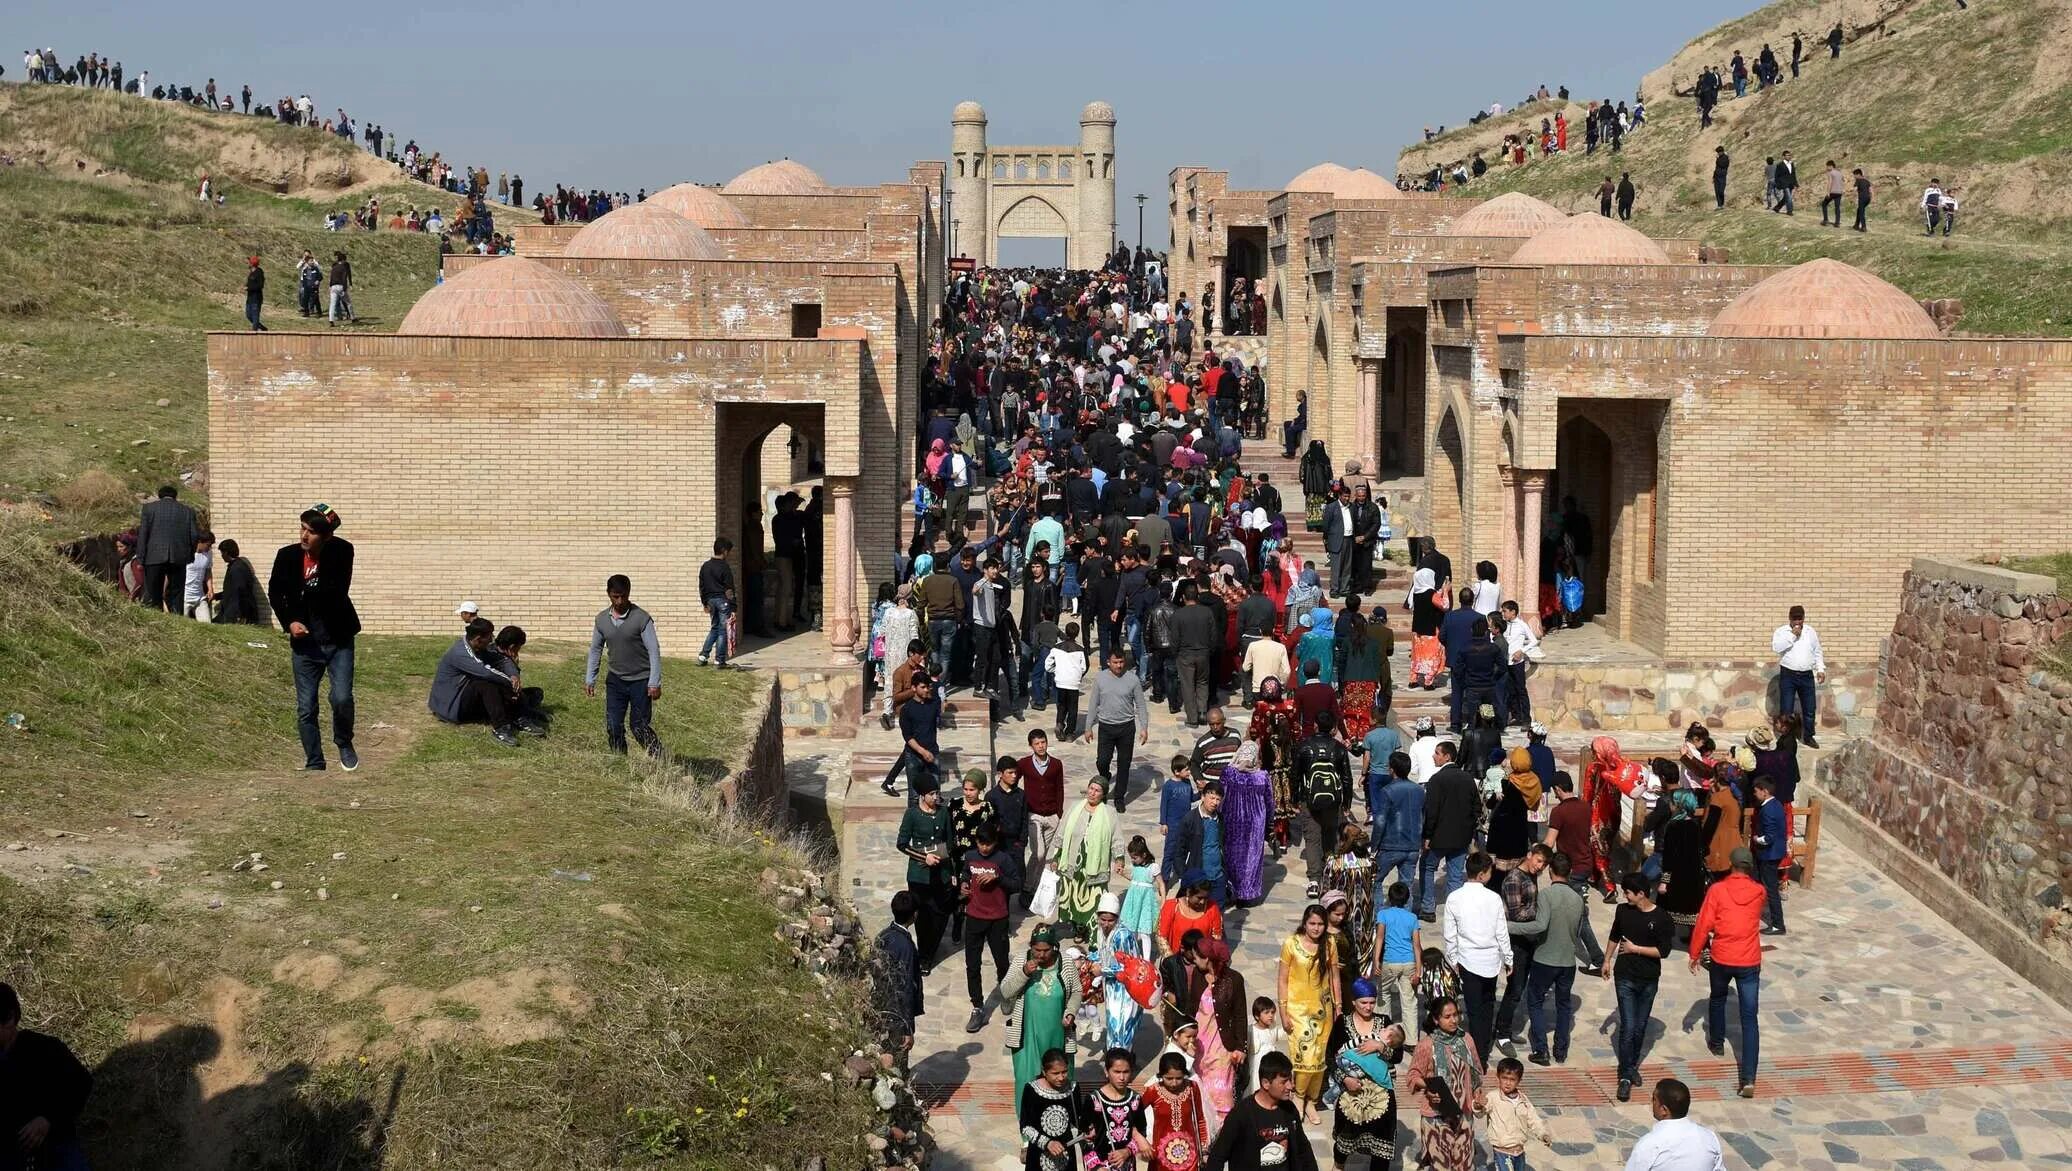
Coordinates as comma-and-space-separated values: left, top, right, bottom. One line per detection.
2004, 554, 2072, 600
1395, 0, 2072, 337
0, 520, 877, 1168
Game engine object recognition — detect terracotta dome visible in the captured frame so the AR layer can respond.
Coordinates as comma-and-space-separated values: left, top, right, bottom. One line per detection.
953, 100, 987, 122
1508, 213, 1671, 266
1445, 192, 1566, 238
1708, 258, 1940, 340
564, 202, 725, 261
399, 257, 627, 338
1080, 100, 1116, 123
646, 183, 749, 229
723, 160, 826, 196
1283, 163, 1403, 200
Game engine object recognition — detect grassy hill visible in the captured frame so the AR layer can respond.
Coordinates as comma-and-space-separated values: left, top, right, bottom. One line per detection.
0, 84, 490, 530
0, 513, 878, 1167
1396, 0, 2072, 337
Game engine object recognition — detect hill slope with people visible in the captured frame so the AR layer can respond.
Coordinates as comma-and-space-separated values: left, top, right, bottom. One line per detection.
1395, 0, 2072, 337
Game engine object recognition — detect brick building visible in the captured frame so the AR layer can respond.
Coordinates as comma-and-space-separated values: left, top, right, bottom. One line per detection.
208, 161, 943, 661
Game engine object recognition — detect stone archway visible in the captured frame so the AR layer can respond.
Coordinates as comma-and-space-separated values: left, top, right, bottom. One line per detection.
1381, 310, 1427, 476
722, 403, 828, 646
994, 194, 1071, 266
1432, 407, 1467, 562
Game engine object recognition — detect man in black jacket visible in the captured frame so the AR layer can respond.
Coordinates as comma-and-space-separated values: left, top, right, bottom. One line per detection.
137, 484, 199, 613
1292, 710, 1353, 899
0, 983, 93, 1170
1713, 146, 1731, 209
1170, 581, 1220, 727
267, 503, 361, 771
1420, 741, 1479, 918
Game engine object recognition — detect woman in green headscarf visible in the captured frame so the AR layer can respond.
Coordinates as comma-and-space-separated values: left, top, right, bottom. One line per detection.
998, 925, 1083, 1092
1053, 777, 1117, 935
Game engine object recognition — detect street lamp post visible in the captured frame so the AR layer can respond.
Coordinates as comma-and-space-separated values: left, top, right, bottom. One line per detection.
1135, 193, 1147, 254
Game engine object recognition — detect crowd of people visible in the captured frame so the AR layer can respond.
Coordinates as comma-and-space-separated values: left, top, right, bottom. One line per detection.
1405, 97, 1645, 194
869, 258, 1797, 1169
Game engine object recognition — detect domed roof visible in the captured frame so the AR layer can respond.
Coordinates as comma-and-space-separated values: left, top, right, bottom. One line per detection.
1445, 192, 1566, 238
564, 202, 725, 261
1080, 100, 1116, 123
1282, 163, 1403, 200
1708, 258, 1940, 340
399, 257, 627, 339
723, 160, 826, 196
646, 183, 749, 229
1508, 213, 1671, 266
953, 100, 988, 122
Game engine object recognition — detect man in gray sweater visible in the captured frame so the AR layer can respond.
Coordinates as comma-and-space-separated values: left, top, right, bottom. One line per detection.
1523, 852, 1589, 1065
1082, 647, 1148, 812
585, 573, 664, 757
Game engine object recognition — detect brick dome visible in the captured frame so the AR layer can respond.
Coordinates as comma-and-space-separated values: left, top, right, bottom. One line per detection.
646, 182, 749, 229
723, 160, 826, 195
1080, 100, 1116, 124
953, 100, 987, 123
564, 202, 725, 261
1708, 258, 1940, 340
399, 257, 627, 338
1284, 163, 1404, 200
1445, 192, 1566, 238
1508, 213, 1671, 266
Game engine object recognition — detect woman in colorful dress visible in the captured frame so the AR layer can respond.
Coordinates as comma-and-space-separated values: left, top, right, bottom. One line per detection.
1088, 1048, 1146, 1169
876, 584, 921, 727
1018, 1047, 1094, 1171
1143, 1050, 1210, 1171
1000, 926, 1083, 1094
1218, 741, 1273, 906
1284, 568, 1323, 636
1156, 876, 1226, 958
1408, 566, 1446, 688
1261, 553, 1293, 626
1093, 893, 1150, 1051
1248, 677, 1302, 853
1295, 605, 1338, 686
1326, 979, 1403, 1171
1583, 736, 1643, 898
1194, 938, 1251, 1128
1054, 777, 1117, 935
1406, 997, 1482, 1171
1278, 903, 1343, 1123
1335, 609, 1384, 743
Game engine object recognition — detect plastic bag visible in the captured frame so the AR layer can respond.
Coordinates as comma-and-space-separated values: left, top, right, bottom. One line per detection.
1029, 868, 1061, 919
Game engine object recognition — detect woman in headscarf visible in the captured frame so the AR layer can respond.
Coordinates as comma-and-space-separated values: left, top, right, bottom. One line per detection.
1406, 997, 1482, 1171
1278, 903, 1342, 1122
1092, 891, 1150, 1051
999, 925, 1083, 1093
1261, 552, 1293, 625
1336, 608, 1385, 742
955, 411, 981, 455
1193, 938, 1251, 1126
1218, 741, 1272, 906
1489, 747, 1541, 868
1285, 567, 1324, 636
1327, 979, 1403, 1171
1300, 440, 1334, 531
923, 437, 949, 485
1054, 777, 1118, 935
1583, 736, 1642, 899
876, 583, 921, 728
1656, 787, 1710, 938
1295, 603, 1339, 686
1409, 567, 1446, 688
1248, 676, 1302, 852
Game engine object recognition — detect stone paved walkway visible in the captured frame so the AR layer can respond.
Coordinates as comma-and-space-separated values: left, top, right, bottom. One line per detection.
812, 659, 2072, 1169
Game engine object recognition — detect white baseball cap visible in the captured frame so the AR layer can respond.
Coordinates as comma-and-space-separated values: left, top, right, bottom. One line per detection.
454, 600, 479, 615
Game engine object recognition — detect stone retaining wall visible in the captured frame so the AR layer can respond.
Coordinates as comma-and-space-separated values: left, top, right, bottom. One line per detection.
775, 663, 865, 739
1820, 558, 2072, 991
1528, 659, 1877, 735
717, 675, 789, 820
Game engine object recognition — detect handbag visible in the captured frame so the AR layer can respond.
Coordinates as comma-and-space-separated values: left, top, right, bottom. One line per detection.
1029, 868, 1062, 919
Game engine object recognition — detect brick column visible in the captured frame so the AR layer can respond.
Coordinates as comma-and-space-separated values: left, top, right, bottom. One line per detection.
1498, 466, 1520, 604
1520, 470, 1548, 633
828, 476, 859, 660
1357, 361, 1378, 476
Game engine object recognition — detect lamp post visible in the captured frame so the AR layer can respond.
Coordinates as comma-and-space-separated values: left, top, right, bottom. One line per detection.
1135, 193, 1147, 253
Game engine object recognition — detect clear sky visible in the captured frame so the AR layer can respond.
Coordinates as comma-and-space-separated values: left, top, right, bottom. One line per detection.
12, 0, 1740, 221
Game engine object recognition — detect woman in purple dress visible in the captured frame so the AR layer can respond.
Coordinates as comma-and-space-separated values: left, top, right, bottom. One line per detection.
1219, 740, 1272, 906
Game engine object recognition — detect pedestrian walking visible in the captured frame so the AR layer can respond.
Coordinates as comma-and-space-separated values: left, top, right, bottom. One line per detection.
584, 573, 665, 757
137, 484, 199, 613
244, 255, 269, 330
266, 503, 358, 771
1691, 847, 1766, 1098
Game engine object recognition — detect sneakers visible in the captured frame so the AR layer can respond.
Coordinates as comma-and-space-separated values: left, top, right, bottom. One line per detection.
1707, 1040, 1726, 1057
1738, 1083, 1756, 1099
491, 725, 521, 748
965, 1009, 986, 1034
338, 744, 359, 772
1761, 924, 1787, 936
300, 760, 327, 772
515, 717, 548, 738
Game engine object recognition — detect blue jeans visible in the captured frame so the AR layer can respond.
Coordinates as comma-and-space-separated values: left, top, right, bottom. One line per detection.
1492, 1152, 1531, 1171
1525, 963, 1575, 1059
1025, 646, 1053, 707
1757, 856, 1786, 930
700, 598, 731, 664
1417, 847, 1466, 916
1707, 964, 1762, 1086
1373, 848, 1420, 910
1613, 974, 1658, 1084
603, 674, 661, 757
928, 617, 958, 680
292, 641, 355, 767
1778, 667, 1817, 737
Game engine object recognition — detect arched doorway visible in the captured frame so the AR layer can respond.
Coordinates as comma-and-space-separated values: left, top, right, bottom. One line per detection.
1381, 311, 1427, 476
1554, 417, 1614, 619
995, 194, 1070, 268
725, 406, 827, 648
1432, 408, 1466, 562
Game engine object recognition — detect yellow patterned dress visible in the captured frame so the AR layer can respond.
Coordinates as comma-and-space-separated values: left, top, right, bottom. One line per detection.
1279, 933, 1339, 1105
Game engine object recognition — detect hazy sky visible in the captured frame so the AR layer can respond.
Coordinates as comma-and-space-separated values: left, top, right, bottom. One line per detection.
14, 1, 1737, 219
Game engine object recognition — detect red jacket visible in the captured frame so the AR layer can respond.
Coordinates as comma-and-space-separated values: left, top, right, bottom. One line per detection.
1692, 872, 1766, 968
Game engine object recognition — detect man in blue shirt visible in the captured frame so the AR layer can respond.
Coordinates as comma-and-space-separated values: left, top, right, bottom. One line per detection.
1157, 755, 1198, 885
1372, 881, 1424, 1034
1369, 751, 1424, 916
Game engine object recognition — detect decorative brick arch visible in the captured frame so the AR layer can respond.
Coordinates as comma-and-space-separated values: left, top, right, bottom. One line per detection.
1432, 405, 1468, 562
995, 194, 1070, 243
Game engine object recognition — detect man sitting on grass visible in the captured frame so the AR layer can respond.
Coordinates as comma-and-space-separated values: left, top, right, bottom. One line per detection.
430, 617, 547, 747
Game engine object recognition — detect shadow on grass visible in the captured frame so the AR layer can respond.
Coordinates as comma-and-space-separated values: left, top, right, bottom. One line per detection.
86, 1024, 402, 1170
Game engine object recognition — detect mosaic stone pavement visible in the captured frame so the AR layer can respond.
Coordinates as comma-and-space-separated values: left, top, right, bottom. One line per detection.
828, 681, 2072, 1169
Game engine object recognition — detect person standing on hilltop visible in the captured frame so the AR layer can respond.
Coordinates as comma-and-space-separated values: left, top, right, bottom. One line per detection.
1713, 146, 1731, 210
267, 503, 359, 771
1827, 21, 1844, 58
244, 255, 268, 331
1820, 161, 1846, 227
1853, 168, 1872, 231
1597, 176, 1617, 218
1616, 173, 1637, 221
137, 484, 199, 614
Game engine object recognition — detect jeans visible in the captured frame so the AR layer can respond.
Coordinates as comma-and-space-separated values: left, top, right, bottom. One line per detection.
1374, 848, 1420, 911
292, 642, 355, 767
700, 598, 731, 664
1706, 963, 1762, 1086
1778, 666, 1817, 737
1096, 721, 1136, 810
328, 284, 349, 322
1855, 199, 1869, 230
1821, 192, 1843, 223
1525, 962, 1575, 1059
1613, 974, 1658, 1084
1496, 934, 1539, 1039
1054, 688, 1080, 736
1714, 175, 1728, 208
602, 673, 661, 757
245, 292, 267, 330
964, 914, 1010, 1008
973, 626, 1001, 694
927, 617, 958, 680
1776, 187, 1795, 214
1506, 661, 1532, 725
1565, 876, 1607, 966
1460, 968, 1498, 1068
1756, 856, 1786, 930
1418, 848, 1467, 916
1025, 646, 1053, 707
1492, 1153, 1530, 1171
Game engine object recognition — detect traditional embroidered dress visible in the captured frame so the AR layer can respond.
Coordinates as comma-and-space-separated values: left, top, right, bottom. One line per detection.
1195, 984, 1239, 1126
1219, 749, 1272, 904
1054, 797, 1116, 933
1327, 1012, 1398, 1166
1280, 934, 1339, 1104
1408, 1027, 1483, 1171
1144, 1080, 1209, 1171
1087, 1084, 1145, 1164
1017, 1077, 1092, 1171
1248, 685, 1301, 850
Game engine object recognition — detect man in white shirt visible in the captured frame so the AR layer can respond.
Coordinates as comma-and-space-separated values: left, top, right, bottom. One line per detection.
1441, 851, 1512, 1066
1501, 600, 1540, 728
1769, 604, 1825, 748
1625, 1078, 1726, 1171
1407, 717, 1442, 784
